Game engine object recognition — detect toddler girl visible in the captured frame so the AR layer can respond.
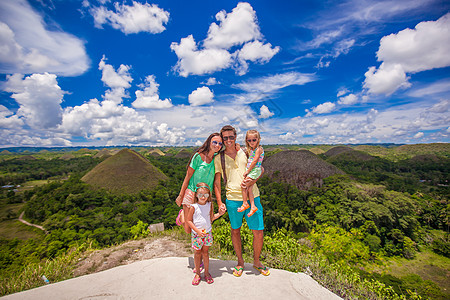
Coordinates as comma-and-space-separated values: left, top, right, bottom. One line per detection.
237, 130, 264, 217
186, 183, 224, 285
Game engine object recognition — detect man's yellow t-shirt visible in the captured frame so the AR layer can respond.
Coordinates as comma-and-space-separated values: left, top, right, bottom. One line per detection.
214, 149, 260, 201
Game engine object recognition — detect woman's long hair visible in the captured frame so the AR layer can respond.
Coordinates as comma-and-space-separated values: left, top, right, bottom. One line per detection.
186, 132, 222, 169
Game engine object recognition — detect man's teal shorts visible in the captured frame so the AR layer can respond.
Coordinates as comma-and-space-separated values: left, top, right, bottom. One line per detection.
226, 197, 264, 230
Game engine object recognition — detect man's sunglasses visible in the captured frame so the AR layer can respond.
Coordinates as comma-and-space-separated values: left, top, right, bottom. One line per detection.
222, 136, 235, 141
247, 139, 258, 142
212, 141, 223, 146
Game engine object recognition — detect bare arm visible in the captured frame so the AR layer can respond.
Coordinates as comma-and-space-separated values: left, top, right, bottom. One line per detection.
176, 167, 195, 206
244, 166, 264, 188
213, 172, 224, 208
210, 201, 225, 223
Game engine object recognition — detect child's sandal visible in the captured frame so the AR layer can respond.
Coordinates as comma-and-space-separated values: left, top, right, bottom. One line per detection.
247, 207, 258, 217
192, 274, 201, 285
205, 274, 214, 284
237, 203, 250, 212
175, 209, 183, 226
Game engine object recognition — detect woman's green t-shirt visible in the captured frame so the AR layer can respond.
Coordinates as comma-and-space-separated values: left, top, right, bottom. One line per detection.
187, 153, 216, 192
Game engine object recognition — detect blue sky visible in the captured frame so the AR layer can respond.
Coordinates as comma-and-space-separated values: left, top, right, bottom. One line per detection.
0, 0, 449, 147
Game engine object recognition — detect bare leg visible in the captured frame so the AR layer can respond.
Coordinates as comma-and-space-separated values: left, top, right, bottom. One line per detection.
202, 246, 210, 276
246, 183, 258, 217
231, 227, 245, 270
192, 249, 202, 284
182, 205, 190, 234
252, 229, 269, 275
238, 187, 250, 212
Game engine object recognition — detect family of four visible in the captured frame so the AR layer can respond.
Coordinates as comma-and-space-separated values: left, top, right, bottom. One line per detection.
175, 125, 269, 285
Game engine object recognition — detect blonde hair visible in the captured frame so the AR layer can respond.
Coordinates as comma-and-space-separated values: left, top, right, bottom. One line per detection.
194, 182, 211, 203
245, 130, 261, 155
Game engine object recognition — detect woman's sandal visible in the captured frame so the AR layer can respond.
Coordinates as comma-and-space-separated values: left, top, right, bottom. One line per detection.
247, 207, 258, 217
192, 274, 201, 285
253, 265, 270, 276
237, 203, 250, 212
233, 266, 244, 277
205, 274, 214, 284
175, 209, 183, 226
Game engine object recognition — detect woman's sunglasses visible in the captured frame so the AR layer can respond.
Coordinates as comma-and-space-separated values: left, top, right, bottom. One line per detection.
212, 141, 223, 146
222, 136, 235, 141
247, 139, 258, 142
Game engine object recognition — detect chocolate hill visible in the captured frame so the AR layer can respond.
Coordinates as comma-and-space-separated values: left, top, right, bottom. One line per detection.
323, 146, 354, 157
81, 149, 168, 194
262, 150, 344, 189
175, 148, 192, 158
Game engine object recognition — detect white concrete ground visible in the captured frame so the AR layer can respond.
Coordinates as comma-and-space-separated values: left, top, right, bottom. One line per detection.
2, 257, 343, 300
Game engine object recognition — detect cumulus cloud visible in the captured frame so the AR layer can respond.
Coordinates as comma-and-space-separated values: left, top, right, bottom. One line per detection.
132, 75, 173, 109
171, 2, 279, 76
0, 0, 89, 76
4, 73, 64, 129
170, 35, 232, 77
98, 56, 132, 104
414, 132, 424, 139
364, 13, 450, 95
204, 2, 261, 49
202, 77, 220, 85
306, 102, 336, 116
259, 105, 274, 119
0, 105, 23, 129
188, 87, 214, 106
338, 93, 358, 105
236, 40, 280, 75
90, 1, 169, 34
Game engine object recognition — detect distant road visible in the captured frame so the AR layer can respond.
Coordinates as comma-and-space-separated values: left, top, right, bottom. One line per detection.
18, 212, 47, 233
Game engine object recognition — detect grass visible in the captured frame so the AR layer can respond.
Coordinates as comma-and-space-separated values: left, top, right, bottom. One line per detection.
0, 220, 42, 240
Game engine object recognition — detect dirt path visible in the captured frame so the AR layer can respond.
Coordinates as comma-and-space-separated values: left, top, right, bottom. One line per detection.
18, 212, 47, 233
73, 236, 192, 277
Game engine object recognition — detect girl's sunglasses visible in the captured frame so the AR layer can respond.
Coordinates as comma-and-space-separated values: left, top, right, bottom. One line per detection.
212, 141, 223, 146
197, 193, 209, 198
247, 139, 258, 142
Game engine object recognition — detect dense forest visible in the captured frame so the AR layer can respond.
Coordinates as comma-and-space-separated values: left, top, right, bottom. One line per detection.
0, 145, 448, 299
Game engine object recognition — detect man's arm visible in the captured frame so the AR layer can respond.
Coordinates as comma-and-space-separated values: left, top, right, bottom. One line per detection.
214, 172, 226, 210
243, 166, 264, 188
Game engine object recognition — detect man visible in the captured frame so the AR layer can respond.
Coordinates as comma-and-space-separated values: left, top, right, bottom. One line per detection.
213, 125, 270, 277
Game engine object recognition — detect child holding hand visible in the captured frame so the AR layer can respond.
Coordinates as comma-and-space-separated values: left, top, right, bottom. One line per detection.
237, 130, 264, 217
187, 183, 225, 285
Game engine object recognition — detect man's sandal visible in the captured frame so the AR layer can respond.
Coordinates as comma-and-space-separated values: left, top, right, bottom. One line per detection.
192, 274, 201, 285
205, 274, 214, 284
253, 265, 270, 276
237, 203, 250, 212
233, 266, 244, 277
247, 207, 258, 217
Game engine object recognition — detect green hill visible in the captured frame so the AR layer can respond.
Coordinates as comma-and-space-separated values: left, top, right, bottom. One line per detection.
81, 149, 168, 194
262, 150, 344, 189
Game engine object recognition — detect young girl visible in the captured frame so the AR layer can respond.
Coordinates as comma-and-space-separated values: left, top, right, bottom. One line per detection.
237, 130, 264, 217
187, 183, 224, 285
175, 133, 224, 234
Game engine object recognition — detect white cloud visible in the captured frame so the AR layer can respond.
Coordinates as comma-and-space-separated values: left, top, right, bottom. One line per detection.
0, 0, 89, 76
363, 63, 411, 95
171, 3, 279, 77
236, 40, 280, 75
98, 56, 132, 89
132, 75, 173, 109
259, 105, 274, 119
4, 73, 64, 129
98, 56, 132, 104
337, 88, 349, 97
233, 72, 316, 95
0, 105, 23, 129
204, 2, 261, 49
364, 13, 450, 95
427, 99, 449, 113
90, 1, 169, 34
202, 77, 220, 85
188, 87, 214, 106
408, 80, 450, 98
377, 13, 450, 73
307, 102, 336, 116
338, 93, 358, 105
170, 35, 232, 77
414, 132, 424, 139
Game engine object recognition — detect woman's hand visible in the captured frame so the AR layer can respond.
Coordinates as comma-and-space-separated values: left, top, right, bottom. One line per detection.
175, 195, 183, 206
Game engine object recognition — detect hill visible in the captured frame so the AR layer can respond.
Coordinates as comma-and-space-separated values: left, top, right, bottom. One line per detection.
174, 148, 192, 158
81, 149, 168, 194
262, 150, 344, 189
324, 146, 355, 157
